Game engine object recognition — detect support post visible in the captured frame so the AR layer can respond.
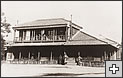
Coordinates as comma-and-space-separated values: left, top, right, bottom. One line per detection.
70, 15, 73, 40
34, 30, 35, 40
65, 26, 68, 41
78, 52, 80, 56
38, 52, 40, 61
31, 30, 33, 41
41, 30, 42, 41
110, 52, 112, 60
106, 54, 108, 60
104, 51, 106, 60
28, 52, 30, 60
53, 29, 55, 42
50, 52, 52, 62
22, 30, 24, 41
14, 29, 16, 42
19, 52, 21, 60
113, 51, 116, 60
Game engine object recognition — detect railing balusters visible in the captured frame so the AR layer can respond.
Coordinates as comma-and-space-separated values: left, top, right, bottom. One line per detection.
15, 35, 66, 43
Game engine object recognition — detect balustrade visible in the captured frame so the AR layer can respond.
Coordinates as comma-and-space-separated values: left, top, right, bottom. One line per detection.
14, 35, 66, 43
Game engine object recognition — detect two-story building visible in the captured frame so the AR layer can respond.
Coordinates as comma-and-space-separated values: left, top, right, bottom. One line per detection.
6, 18, 120, 65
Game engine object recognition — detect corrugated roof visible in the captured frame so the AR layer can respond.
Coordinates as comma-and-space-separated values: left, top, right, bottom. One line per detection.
98, 37, 120, 48
70, 30, 119, 48
14, 18, 82, 29
72, 31, 107, 43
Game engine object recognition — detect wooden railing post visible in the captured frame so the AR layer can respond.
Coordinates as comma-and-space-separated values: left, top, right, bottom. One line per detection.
13, 29, 16, 42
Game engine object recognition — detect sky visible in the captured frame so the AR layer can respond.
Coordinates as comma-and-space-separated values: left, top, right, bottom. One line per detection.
1, 1, 122, 43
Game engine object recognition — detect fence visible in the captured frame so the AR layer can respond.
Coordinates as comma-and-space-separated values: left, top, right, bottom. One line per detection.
9, 59, 58, 64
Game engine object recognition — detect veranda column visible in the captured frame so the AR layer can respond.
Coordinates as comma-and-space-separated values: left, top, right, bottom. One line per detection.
110, 52, 112, 60
112, 51, 116, 60
106, 54, 108, 60
13, 29, 16, 42
65, 27, 68, 41
53, 29, 55, 42
31, 30, 33, 41
28, 52, 30, 59
40, 30, 42, 41
117, 47, 122, 60
33, 30, 35, 40
101, 56, 104, 61
104, 51, 106, 60
50, 52, 53, 61
37, 52, 40, 64
78, 52, 80, 56
19, 52, 21, 60
38, 52, 40, 60
22, 30, 24, 41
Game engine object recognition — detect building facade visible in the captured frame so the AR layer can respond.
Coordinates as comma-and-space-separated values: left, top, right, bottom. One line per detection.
6, 18, 121, 66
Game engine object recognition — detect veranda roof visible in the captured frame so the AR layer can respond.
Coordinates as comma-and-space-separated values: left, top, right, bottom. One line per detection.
69, 30, 119, 48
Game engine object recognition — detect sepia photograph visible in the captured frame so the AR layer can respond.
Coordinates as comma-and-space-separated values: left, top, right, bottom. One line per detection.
1, 1, 122, 77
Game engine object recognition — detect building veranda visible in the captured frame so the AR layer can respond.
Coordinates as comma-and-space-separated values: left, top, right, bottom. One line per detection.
5, 18, 121, 67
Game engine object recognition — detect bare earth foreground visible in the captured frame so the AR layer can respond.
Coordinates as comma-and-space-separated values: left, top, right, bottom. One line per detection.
1, 63, 105, 77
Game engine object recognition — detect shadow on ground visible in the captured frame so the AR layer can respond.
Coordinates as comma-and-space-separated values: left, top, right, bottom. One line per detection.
36, 72, 104, 77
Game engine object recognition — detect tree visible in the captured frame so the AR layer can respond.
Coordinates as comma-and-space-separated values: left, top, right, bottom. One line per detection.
1, 12, 11, 60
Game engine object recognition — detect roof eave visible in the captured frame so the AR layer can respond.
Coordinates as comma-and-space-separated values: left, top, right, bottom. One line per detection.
13, 24, 67, 30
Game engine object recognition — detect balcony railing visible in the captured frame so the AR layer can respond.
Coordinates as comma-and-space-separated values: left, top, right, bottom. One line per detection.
14, 35, 66, 43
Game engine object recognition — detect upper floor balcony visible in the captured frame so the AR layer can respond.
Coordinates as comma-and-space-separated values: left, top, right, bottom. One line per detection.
13, 18, 82, 43
14, 35, 66, 43
14, 27, 67, 43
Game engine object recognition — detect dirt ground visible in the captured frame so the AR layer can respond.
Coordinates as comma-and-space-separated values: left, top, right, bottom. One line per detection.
1, 63, 105, 77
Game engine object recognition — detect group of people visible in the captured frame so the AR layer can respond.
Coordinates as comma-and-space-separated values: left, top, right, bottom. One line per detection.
58, 52, 68, 65
58, 52, 82, 65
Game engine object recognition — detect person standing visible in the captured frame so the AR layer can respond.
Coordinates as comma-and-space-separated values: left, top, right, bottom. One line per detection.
62, 52, 68, 65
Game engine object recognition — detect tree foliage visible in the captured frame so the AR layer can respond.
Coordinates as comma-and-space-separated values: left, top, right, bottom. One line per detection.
1, 12, 11, 34
1, 12, 11, 60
